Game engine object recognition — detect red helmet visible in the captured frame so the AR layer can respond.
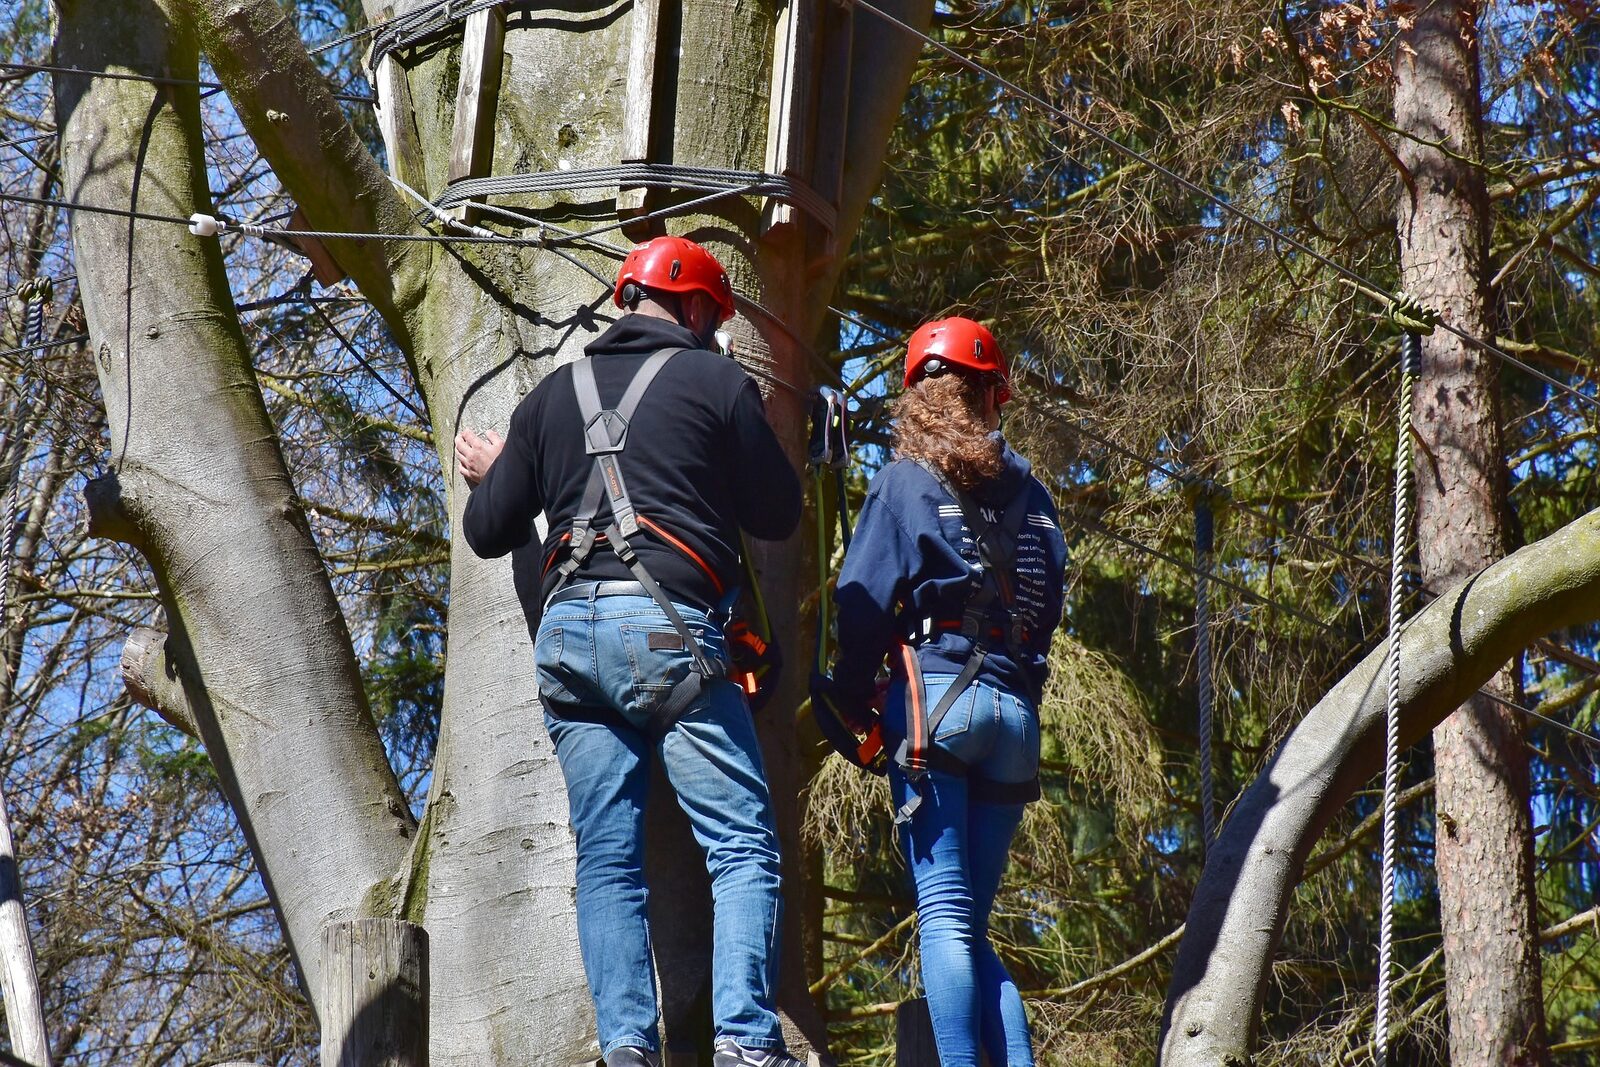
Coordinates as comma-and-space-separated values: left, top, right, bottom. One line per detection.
613, 236, 736, 323
904, 316, 1010, 404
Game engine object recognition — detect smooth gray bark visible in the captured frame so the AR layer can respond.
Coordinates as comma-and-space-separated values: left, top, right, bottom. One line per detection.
1158, 507, 1600, 1067
66, 0, 934, 1058
54, 0, 416, 1011
0, 783, 51, 1067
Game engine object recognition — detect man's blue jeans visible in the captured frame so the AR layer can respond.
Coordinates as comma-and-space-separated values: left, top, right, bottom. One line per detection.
535, 591, 784, 1059
887, 673, 1038, 1067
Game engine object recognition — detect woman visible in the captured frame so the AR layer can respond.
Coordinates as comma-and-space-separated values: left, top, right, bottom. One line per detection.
813, 316, 1067, 1066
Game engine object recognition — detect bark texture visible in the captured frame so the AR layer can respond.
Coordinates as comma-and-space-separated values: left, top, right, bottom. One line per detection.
1395, 4, 1548, 1063
179, 0, 934, 1061
54, 0, 416, 1010
1158, 507, 1600, 1066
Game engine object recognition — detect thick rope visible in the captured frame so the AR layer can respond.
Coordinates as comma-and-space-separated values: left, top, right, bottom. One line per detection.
1195, 495, 1216, 849
1, 282, 48, 647
1375, 331, 1419, 1066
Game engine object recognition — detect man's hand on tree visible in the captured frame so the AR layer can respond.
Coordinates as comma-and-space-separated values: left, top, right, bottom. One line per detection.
455, 429, 505, 487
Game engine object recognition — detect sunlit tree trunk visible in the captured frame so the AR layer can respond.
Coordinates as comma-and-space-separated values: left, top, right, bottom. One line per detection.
1395, 3, 1548, 1063
57, 0, 931, 1059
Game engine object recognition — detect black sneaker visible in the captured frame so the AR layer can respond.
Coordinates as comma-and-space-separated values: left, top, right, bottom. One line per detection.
605, 1047, 660, 1067
712, 1037, 806, 1067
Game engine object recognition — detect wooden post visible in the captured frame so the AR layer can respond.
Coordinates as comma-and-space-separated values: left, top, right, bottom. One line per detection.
895, 998, 937, 1067
321, 918, 428, 1067
895, 997, 997, 1066
810, 0, 852, 258
366, 6, 427, 187
618, 0, 662, 236
445, 5, 507, 225
763, 0, 816, 233
0, 784, 52, 1067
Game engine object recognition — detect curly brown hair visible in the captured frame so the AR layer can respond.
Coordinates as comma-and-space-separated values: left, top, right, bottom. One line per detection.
891, 372, 1004, 491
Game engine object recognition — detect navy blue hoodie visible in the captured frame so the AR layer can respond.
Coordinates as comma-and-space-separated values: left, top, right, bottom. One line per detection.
831, 444, 1068, 703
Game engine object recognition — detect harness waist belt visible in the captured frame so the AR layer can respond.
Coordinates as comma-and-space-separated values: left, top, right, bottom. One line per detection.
547, 580, 654, 607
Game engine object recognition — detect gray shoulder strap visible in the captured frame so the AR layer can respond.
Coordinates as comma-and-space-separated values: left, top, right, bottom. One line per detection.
571, 349, 685, 423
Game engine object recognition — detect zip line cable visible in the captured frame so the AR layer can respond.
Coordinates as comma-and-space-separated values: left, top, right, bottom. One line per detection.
841, 0, 1600, 418
0, 62, 377, 104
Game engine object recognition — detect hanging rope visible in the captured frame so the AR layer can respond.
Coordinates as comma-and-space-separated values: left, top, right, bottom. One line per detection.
1194, 492, 1216, 849
1375, 326, 1421, 1067
2, 280, 50, 646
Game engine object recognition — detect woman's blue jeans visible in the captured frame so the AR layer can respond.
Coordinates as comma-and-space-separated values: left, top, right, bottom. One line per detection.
887, 673, 1038, 1067
536, 592, 785, 1059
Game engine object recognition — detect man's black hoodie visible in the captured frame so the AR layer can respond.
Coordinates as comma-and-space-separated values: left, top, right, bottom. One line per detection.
462, 315, 803, 639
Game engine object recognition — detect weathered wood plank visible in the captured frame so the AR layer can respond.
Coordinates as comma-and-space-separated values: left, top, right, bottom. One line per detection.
763, 0, 816, 232
618, 0, 662, 234
289, 206, 349, 288
321, 918, 428, 1067
894, 998, 937, 1067
366, 9, 426, 189
445, 6, 507, 225
810, 0, 852, 257
0, 784, 52, 1067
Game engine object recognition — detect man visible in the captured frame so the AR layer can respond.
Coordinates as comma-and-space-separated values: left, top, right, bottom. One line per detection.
456, 235, 805, 1067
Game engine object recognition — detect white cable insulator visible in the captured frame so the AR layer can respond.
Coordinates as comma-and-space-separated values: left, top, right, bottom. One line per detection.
187, 212, 221, 237
1375, 332, 1419, 1067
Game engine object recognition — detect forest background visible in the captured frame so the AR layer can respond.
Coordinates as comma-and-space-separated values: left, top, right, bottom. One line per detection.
0, 0, 1596, 1064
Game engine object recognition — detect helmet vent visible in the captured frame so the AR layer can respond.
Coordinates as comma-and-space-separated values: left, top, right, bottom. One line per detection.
669, 259, 682, 280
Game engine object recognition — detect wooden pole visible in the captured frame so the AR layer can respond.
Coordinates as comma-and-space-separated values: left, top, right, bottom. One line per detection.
618, 0, 661, 236
894, 998, 937, 1067
321, 918, 428, 1067
763, 0, 816, 233
366, 6, 426, 188
445, 6, 507, 225
0, 784, 52, 1067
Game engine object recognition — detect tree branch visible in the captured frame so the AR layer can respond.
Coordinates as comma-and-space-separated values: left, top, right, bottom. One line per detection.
181, 0, 423, 354
1160, 506, 1600, 1066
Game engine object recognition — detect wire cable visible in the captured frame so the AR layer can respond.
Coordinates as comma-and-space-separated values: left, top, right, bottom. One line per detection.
0, 61, 376, 104
842, 0, 1600, 417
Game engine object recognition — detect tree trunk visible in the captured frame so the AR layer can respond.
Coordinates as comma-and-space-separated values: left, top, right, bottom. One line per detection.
1394, 4, 1548, 1063
1158, 507, 1600, 1066
58, 0, 937, 1061
53, 0, 417, 1011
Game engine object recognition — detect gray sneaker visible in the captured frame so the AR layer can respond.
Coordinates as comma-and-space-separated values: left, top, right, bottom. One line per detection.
712, 1037, 805, 1067
605, 1047, 660, 1067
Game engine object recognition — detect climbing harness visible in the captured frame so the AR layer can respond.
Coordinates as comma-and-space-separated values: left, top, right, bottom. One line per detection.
545, 349, 719, 727
1374, 299, 1428, 1067
889, 461, 1038, 823
543, 348, 780, 728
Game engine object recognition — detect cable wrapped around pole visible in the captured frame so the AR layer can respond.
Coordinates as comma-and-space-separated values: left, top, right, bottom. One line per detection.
1375, 331, 1419, 1066
1195, 495, 1216, 849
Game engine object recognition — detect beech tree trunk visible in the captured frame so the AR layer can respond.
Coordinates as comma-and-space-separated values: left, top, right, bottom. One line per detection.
54, 0, 418, 1010
56, 0, 932, 1060
1395, 4, 1548, 1063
